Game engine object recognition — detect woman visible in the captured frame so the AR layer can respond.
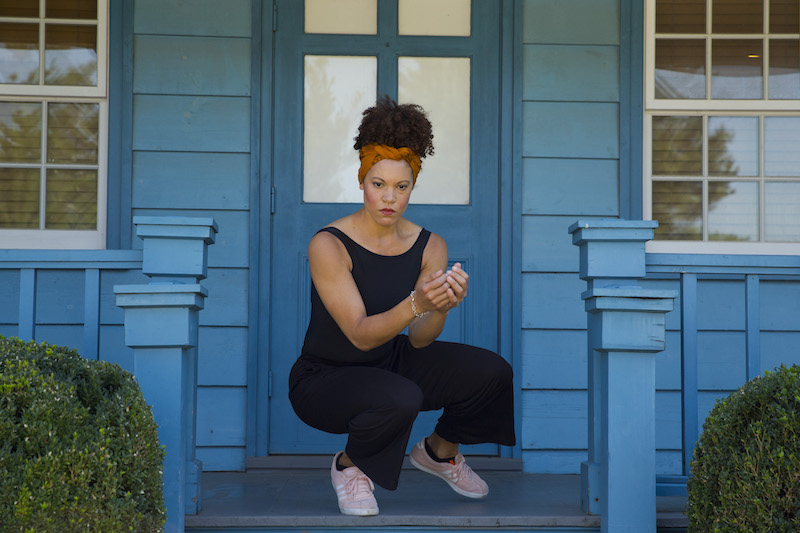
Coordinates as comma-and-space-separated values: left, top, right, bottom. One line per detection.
289, 96, 515, 516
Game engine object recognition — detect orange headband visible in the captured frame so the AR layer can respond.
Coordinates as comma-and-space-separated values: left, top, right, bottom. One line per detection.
358, 144, 422, 184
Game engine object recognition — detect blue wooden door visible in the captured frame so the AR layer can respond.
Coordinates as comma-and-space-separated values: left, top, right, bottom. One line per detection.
267, 0, 503, 456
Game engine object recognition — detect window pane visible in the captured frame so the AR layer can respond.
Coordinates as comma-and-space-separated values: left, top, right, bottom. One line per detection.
0, 168, 39, 228
708, 116, 758, 176
47, 103, 98, 164
770, 0, 799, 33
655, 39, 705, 99
653, 181, 703, 240
708, 181, 758, 241
652, 116, 703, 175
0, 23, 40, 85
656, 0, 706, 33
399, 0, 470, 36
712, 0, 763, 33
303, 55, 377, 203
711, 39, 763, 99
399, 56, 470, 205
769, 40, 800, 99
0, 0, 38, 17
764, 116, 800, 176
46, 0, 97, 19
765, 182, 800, 242
45, 168, 96, 229
44, 24, 98, 86
305, 0, 377, 34
0, 102, 42, 164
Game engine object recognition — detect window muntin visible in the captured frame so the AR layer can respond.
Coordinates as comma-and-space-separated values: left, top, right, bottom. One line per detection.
0, 0, 107, 249
645, 0, 800, 252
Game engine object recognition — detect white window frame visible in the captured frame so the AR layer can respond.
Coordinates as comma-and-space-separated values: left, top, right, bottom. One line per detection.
0, 0, 109, 250
643, 0, 800, 255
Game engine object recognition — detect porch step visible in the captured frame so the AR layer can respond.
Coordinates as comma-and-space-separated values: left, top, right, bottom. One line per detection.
185, 468, 688, 532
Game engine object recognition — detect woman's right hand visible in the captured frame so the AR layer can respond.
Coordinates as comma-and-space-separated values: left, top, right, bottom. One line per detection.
414, 264, 465, 314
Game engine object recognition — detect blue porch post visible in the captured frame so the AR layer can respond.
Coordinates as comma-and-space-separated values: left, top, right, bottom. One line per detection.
114, 216, 218, 533
569, 220, 676, 533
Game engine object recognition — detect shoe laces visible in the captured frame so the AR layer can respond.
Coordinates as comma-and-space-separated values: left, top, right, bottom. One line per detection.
344, 470, 375, 499
449, 456, 472, 483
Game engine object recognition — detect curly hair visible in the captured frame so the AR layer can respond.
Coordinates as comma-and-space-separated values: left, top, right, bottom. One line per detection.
353, 95, 434, 159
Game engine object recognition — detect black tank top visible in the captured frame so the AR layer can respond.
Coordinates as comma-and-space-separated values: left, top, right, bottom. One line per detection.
300, 226, 431, 364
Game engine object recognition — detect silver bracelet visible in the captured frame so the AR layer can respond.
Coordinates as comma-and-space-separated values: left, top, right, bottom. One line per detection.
410, 290, 425, 318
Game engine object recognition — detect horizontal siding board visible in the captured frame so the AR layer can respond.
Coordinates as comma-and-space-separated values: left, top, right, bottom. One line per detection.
200, 268, 249, 327
132, 209, 250, 269
521, 273, 586, 329
523, 0, 620, 45
132, 95, 251, 152
197, 387, 247, 446
521, 329, 587, 389
132, 152, 250, 210
100, 270, 150, 325
656, 391, 682, 450
196, 446, 246, 472
521, 216, 580, 272
761, 331, 800, 371
133, 0, 252, 37
696, 279, 746, 331
656, 331, 682, 390
198, 327, 248, 387
134, 35, 251, 96
0, 270, 20, 323
760, 280, 800, 331
697, 331, 746, 390
522, 102, 620, 159
35, 270, 84, 324
523, 44, 619, 102
522, 158, 619, 216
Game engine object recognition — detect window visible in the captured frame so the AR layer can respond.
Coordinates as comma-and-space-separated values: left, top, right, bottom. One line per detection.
644, 0, 800, 253
0, 0, 108, 249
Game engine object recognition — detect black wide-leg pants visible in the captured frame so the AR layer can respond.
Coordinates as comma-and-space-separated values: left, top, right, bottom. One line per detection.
288, 335, 516, 490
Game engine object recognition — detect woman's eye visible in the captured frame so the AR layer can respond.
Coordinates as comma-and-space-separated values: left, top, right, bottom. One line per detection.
398, 184, 408, 190
372, 181, 382, 188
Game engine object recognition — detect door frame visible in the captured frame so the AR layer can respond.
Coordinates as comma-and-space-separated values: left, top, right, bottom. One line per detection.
247, 0, 522, 460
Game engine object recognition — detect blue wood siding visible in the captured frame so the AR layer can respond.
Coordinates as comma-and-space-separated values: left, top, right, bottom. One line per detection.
129, 0, 254, 471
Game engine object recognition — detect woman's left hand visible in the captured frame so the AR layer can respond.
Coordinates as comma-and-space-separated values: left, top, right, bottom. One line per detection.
440, 263, 468, 311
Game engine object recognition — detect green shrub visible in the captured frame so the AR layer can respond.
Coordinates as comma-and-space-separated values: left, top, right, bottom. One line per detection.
687, 364, 800, 532
0, 336, 165, 532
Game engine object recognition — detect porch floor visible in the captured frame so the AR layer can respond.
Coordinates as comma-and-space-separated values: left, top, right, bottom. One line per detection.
185, 463, 688, 531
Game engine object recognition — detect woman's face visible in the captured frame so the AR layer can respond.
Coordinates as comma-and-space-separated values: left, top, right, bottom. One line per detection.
359, 158, 414, 225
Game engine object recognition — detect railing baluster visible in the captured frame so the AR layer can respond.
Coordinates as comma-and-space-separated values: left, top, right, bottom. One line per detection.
18, 269, 36, 341
83, 268, 101, 360
745, 274, 761, 381
680, 273, 698, 477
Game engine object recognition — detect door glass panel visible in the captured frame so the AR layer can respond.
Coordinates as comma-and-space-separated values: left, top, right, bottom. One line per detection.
305, 0, 377, 34
44, 24, 98, 86
708, 181, 758, 241
0, 102, 42, 163
303, 55, 377, 203
708, 116, 758, 176
652, 116, 703, 175
398, 0, 470, 36
655, 39, 705, 99
398, 56, 470, 204
656, 0, 705, 33
653, 180, 703, 240
765, 182, 800, 242
769, 40, 800, 100
0, 23, 40, 84
712, 0, 762, 33
764, 116, 800, 176
711, 39, 763, 99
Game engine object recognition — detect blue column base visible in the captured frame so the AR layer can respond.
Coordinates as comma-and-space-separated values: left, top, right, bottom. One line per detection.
581, 460, 602, 515
186, 458, 203, 514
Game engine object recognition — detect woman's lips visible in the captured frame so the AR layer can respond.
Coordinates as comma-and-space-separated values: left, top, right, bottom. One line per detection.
380, 209, 395, 216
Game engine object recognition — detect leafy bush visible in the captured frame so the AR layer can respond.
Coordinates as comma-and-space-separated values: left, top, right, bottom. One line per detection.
687, 364, 800, 532
0, 336, 165, 532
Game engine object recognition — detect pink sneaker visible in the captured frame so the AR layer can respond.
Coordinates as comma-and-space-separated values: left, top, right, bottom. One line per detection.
330, 452, 379, 516
409, 439, 489, 499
